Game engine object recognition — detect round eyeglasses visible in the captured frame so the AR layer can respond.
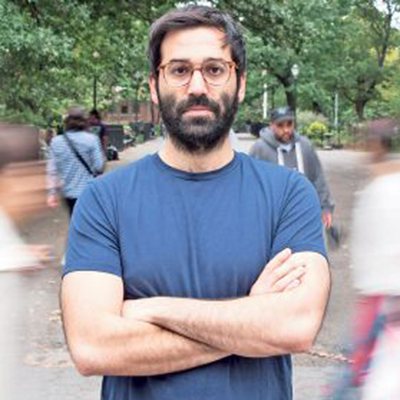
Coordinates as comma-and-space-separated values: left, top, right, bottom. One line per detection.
158, 60, 237, 87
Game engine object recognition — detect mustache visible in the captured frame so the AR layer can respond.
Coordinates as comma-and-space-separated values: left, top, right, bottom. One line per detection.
176, 95, 220, 117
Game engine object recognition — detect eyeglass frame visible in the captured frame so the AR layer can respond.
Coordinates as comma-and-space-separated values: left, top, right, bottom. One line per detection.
157, 59, 238, 87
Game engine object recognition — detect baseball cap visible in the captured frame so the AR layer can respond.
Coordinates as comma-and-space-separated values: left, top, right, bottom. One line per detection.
271, 107, 295, 123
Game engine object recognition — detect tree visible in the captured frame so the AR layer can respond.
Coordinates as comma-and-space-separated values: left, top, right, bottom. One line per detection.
339, 0, 400, 120
213, 0, 348, 113
0, 0, 176, 125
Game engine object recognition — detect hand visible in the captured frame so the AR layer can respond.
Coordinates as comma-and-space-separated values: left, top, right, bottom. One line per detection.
0, 162, 47, 222
28, 244, 54, 264
250, 248, 307, 296
322, 211, 333, 230
47, 194, 59, 208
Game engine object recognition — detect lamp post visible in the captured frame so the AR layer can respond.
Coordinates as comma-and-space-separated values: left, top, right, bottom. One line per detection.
262, 70, 268, 120
334, 91, 340, 146
93, 76, 98, 110
92, 51, 100, 110
291, 64, 299, 127
134, 71, 141, 122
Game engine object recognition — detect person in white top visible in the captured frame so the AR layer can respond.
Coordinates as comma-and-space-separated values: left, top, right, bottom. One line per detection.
350, 118, 400, 400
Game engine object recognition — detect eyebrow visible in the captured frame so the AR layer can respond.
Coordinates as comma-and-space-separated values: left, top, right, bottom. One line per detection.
164, 57, 232, 64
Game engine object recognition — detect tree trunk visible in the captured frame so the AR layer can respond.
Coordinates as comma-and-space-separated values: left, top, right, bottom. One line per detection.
312, 101, 323, 114
355, 98, 366, 121
275, 74, 296, 110
285, 88, 296, 111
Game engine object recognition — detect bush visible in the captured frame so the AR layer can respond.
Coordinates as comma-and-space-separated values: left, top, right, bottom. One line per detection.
306, 122, 329, 147
297, 111, 329, 147
306, 121, 328, 136
297, 111, 328, 131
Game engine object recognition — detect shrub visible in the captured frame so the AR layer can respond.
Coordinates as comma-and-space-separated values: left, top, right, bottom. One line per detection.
297, 111, 329, 135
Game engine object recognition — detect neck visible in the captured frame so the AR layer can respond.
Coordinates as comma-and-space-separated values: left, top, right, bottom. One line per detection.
159, 136, 234, 173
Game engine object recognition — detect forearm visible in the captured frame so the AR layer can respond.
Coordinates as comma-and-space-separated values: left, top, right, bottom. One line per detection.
128, 255, 330, 358
132, 295, 308, 357
67, 313, 228, 377
312, 165, 334, 210
46, 157, 59, 197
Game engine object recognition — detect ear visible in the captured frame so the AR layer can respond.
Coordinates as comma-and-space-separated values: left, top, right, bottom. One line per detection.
237, 73, 246, 103
149, 74, 159, 105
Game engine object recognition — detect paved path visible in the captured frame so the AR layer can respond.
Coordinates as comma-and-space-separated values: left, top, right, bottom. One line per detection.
8, 135, 369, 399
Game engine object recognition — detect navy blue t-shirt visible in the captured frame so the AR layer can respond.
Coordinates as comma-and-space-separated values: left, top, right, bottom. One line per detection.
64, 152, 326, 400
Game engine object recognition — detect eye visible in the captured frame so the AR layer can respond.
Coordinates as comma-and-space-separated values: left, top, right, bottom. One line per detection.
205, 63, 225, 76
169, 64, 190, 76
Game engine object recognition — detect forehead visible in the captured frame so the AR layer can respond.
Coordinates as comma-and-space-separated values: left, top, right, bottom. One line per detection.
160, 27, 231, 64
273, 120, 294, 127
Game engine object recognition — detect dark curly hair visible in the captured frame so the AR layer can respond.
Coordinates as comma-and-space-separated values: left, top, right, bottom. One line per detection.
64, 106, 88, 132
148, 5, 246, 80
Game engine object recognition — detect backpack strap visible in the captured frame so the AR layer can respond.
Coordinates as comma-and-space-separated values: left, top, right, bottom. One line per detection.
63, 133, 96, 177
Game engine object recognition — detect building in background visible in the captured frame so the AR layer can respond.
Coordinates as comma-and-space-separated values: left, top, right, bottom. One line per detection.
105, 99, 159, 125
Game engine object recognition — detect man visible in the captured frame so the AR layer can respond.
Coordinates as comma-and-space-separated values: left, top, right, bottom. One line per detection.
47, 106, 104, 216
250, 107, 335, 229
88, 109, 108, 153
61, 6, 330, 400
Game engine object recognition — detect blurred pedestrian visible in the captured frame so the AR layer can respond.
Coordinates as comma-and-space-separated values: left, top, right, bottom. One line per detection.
0, 125, 51, 400
249, 107, 335, 229
88, 109, 108, 153
47, 106, 104, 216
0, 161, 48, 271
45, 128, 54, 146
350, 118, 400, 400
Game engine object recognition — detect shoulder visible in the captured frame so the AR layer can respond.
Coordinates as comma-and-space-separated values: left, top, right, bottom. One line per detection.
250, 137, 268, 152
250, 138, 264, 148
246, 153, 317, 202
50, 135, 66, 150
51, 135, 65, 145
298, 134, 316, 150
77, 155, 155, 215
240, 153, 305, 191
79, 131, 101, 142
90, 155, 154, 192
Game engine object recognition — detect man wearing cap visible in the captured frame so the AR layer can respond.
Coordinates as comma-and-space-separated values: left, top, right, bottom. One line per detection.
250, 107, 334, 229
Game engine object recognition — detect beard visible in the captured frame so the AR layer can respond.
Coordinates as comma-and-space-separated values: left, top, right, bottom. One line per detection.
158, 89, 239, 154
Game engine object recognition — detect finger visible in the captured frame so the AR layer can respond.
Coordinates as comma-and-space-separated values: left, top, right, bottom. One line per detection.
264, 248, 292, 273
273, 266, 306, 292
267, 258, 303, 283
285, 279, 301, 291
251, 260, 304, 295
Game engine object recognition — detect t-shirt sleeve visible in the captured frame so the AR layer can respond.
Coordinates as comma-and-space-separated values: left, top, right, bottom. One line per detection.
63, 182, 122, 277
271, 172, 327, 259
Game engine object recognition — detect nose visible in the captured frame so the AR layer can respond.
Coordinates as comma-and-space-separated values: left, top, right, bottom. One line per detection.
187, 69, 208, 96
283, 125, 293, 135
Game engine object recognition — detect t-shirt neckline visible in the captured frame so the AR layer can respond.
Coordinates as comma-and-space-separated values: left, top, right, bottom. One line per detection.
152, 151, 241, 181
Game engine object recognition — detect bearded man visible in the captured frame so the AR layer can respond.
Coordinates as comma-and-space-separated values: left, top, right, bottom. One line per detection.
61, 6, 330, 400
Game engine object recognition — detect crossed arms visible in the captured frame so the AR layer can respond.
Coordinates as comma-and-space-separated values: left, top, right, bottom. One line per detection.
61, 249, 330, 377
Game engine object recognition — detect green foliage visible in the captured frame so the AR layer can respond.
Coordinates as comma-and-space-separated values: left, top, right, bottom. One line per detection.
297, 111, 328, 132
297, 112, 329, 147
306, 121, 328, 136
2, 0, 400, 130
0, 0, 169, 126
304, 122, 329, 148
